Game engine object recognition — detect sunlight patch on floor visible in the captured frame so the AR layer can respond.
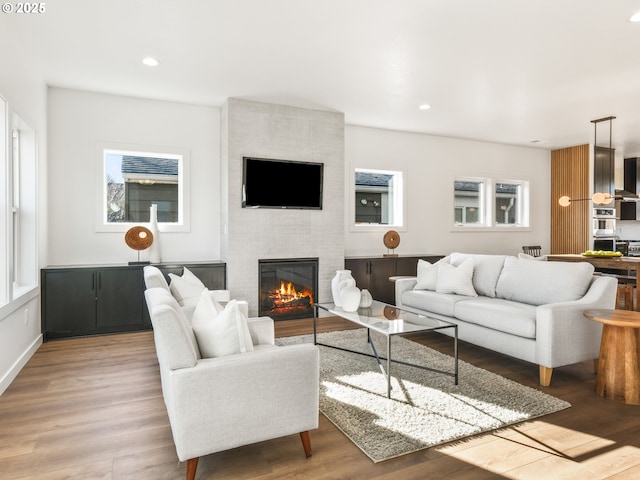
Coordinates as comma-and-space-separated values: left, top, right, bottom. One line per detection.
436, 421, 640, 479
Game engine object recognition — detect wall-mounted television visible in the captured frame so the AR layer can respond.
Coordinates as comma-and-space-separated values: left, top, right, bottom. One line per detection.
242, 157, 324, 209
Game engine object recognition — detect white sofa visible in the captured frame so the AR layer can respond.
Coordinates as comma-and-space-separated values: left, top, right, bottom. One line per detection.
144, 286, 319, 480
395, 253, 618, 386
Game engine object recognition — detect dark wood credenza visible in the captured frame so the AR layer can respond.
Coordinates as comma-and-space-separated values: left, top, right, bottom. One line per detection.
41, 261, 226, 340
345, 254, 444, 304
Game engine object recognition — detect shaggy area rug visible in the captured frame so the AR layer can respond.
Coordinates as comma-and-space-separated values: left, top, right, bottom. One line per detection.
276, 328, 570, 463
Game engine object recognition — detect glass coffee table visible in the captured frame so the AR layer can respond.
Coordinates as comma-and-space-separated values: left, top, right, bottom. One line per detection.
314, 300, 458, 398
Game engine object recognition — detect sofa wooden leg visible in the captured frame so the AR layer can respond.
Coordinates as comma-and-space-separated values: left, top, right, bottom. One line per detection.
300, 430, 312, 457
186, 457, 199, 480
539, 366, 553, 386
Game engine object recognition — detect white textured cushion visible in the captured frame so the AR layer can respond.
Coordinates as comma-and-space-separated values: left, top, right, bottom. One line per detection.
495, 257, 595, 305
414, 256, 449, 290
145, 287, 201, 368
436, 258, 478, 297
169, 267, 207, 307
453, 297, 537, 339
210, 290, 231, 303
181, 266, 203, 284
450, 253, 508, 297
143, 265, 170, 291
192, 293, 254, 358
401, 289, 470, 317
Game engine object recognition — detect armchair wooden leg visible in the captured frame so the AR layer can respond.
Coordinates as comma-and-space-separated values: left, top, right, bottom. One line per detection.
300, 430, 312, 458
539, 365, 553, 387
186, 457, 199, 480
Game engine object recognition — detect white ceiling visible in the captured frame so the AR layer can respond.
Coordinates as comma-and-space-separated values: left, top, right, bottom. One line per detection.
4, 0, 640, 154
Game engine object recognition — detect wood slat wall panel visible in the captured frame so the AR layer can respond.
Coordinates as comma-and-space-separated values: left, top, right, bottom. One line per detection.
551, 144, 590, 254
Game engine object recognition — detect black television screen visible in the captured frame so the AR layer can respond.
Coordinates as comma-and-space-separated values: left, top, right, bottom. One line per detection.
242, 157, 324, 209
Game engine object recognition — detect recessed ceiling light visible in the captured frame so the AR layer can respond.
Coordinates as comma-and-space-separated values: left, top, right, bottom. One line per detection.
419, 104, 431, 111
630, 11, 640, 22
142, 57, 159, 67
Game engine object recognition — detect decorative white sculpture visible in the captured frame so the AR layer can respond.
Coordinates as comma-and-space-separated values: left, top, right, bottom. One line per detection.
359, 289, 373, 308
341, 285, 361, 312
331, 270, 355, 306
148, 204, 162, 263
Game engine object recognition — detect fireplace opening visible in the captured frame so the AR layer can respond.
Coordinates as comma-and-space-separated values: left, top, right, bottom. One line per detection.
259, 258, 318, 320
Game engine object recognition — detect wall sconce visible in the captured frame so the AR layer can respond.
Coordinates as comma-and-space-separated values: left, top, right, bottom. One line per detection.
558, 192, 615, 207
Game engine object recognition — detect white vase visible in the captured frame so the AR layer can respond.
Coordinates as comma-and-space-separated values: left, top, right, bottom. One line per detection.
148, 204, 161, 263
359, 289, 373, 308
341, 285, 361, 312
331, 270, 355, 306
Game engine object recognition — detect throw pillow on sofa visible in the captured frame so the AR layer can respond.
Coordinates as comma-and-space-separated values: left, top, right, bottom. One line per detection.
414, 256, 450, 290
192, 291, 254, 358
436, 258, 478, 297
495, 256, 594, 305
169, 267, 207, 307
449, 253, 508, 297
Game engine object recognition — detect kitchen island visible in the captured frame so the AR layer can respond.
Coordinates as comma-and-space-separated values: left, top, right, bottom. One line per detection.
547, 254, 638, 311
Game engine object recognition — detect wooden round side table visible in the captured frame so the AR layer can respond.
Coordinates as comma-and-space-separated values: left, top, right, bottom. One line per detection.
583, 309, 640, 405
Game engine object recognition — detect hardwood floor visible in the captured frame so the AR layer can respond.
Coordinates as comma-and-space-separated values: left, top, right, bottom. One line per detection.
1, 318, 640, 479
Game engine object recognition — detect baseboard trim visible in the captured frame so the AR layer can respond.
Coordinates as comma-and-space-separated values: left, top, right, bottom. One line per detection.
0, 334, 43, 396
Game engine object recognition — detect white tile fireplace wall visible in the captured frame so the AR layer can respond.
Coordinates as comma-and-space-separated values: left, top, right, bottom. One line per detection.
220, 98, 345, 317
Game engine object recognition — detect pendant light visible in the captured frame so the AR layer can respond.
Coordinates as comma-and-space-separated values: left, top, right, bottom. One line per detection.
558, 116, 617, 207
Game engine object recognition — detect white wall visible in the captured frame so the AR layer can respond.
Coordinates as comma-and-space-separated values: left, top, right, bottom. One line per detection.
47, 88, 221, 265
344, 125, 551, 257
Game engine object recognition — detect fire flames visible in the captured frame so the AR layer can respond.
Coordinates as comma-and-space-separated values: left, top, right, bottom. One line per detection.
269, 281, 314, 309
269, 280, 313, 308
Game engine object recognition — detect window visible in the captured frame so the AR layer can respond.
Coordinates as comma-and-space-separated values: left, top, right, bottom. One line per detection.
495, 181, 528, 226
0, 97, 6, 305
96, 143, 190, 232
106, 152, 179, 223
454, 179, 486, 226
2, 111, 38, 305
454, 176, 529, 229
353, 168, 404, 229
12, 128, 20, 285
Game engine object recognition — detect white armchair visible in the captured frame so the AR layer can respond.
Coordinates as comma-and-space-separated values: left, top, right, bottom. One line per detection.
143, 265, 249, 319
144, 287, 319, 480
143, 265, 172, 291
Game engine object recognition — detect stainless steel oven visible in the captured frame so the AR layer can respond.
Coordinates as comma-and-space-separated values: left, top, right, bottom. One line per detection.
593, 207, 616, 218
593, 218, 616, 236
593, 207, 616, 237
593, 237, 616, 252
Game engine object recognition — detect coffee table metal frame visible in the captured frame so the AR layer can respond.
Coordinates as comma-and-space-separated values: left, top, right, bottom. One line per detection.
314, 300, 458, 399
